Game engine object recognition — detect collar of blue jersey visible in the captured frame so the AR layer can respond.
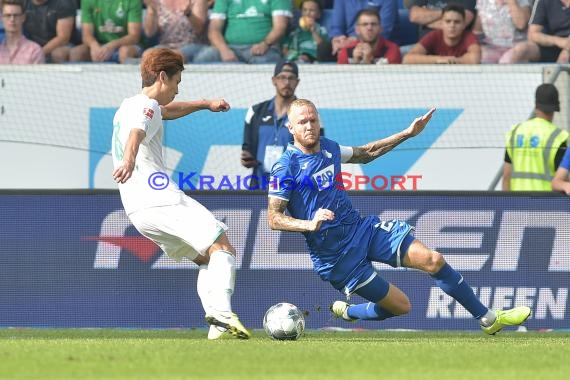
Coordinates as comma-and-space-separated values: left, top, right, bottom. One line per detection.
286, 138, 326, 154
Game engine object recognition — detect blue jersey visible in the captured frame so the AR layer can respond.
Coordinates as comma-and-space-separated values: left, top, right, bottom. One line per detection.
268, 137, 414, 293
268, 138, 366, 284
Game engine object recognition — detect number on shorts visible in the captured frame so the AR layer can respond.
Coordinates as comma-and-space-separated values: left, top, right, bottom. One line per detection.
374, 220, 394, 232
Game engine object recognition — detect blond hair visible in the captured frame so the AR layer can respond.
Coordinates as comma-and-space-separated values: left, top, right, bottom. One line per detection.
288, 98, 317, 119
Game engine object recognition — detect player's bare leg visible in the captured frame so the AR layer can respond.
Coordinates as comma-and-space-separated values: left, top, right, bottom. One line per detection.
404, 239, 530, 334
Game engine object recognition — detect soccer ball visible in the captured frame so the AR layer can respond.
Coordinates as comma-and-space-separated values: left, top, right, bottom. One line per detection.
263, 302, 305, 340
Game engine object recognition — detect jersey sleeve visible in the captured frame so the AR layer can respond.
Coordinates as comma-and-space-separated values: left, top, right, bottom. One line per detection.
211, 0, 229, 20
57, 0, 78, 19
268, 158, 294, 201
530, 0, 547, 26
272, 0, 293, 17
339, 145, 354, 163
127, 0, 143, 23
129, 97, 159, 141
81, 0, 93, 24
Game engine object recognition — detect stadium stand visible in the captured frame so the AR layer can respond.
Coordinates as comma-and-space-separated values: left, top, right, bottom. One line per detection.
391, 8, 418, 46
320, 3, 418, 48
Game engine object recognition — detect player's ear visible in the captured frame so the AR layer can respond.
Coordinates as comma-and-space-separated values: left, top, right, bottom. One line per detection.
159, 71, 168, 83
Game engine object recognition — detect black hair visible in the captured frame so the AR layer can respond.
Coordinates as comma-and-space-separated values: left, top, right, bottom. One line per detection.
442, 3, 466, 19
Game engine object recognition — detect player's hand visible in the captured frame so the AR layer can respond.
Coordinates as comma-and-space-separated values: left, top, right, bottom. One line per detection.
241, 150, 258, 168
406, 108, 436, 137
208, 99, 230, 112
309, 208, 335, 232
112, 161, 135, 184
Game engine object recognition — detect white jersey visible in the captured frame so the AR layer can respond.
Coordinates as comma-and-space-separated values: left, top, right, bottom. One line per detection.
112, 93, 183, 214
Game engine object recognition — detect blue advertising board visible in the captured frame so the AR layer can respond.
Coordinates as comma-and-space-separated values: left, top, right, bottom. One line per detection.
0, 192, 568, 331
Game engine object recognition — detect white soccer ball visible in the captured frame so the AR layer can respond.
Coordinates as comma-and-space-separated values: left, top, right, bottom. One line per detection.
263, 302, 305, 340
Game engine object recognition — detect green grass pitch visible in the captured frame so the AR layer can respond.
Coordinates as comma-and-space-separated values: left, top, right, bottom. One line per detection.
1, 329, 568, 380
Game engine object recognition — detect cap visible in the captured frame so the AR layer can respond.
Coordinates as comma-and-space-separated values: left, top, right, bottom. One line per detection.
535, 83, 560, 113
274, 59, 299, 77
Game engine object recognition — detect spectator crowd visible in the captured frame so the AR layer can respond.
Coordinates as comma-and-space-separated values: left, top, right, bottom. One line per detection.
0, 0, 564, 65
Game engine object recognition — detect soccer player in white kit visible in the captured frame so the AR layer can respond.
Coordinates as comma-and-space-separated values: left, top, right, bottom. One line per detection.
111, 47, 250, 340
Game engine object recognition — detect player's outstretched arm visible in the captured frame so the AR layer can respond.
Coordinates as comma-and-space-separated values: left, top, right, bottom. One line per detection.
161, 99, 230, 120
113, 129, 146, 184
347, 108, 436, 164
268, 198, 334, 232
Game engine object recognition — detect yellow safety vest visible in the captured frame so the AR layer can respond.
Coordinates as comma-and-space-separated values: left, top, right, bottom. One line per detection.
506, 118, 569, 191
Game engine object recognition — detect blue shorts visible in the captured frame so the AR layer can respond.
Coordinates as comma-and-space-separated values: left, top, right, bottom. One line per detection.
330, 216, 415, 297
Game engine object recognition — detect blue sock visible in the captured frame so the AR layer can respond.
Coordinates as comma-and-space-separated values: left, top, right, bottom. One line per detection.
347, 302, 396, 321
431, 263, 488, 319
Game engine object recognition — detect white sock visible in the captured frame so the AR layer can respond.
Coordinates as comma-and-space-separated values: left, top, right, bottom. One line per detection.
479, 310, 497, 327
196, 264, 211, 315
207, 250, 235, 313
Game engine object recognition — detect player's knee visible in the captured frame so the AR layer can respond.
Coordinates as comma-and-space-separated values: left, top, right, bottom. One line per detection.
208, 232, 237, 256
208, 244, 236, 257
193, 254, 209, 266
424, 251, 446, 274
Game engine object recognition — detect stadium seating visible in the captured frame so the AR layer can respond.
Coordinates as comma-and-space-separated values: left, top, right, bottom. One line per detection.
390, 9, 418, 47
320, 8, 418, 48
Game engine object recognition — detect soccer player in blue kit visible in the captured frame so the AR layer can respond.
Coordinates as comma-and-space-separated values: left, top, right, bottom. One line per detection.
267, 99, 531, 334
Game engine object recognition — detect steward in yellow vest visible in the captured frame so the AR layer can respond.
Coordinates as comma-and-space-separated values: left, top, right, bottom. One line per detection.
503, 84, 569, 191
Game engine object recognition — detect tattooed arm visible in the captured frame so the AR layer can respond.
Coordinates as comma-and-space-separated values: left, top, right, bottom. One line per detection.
347, 108, 436, 164
267, 197, 335, 232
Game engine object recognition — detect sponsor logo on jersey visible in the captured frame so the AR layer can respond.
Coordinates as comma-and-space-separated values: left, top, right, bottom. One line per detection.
312, 164, 334, 191
143, 108, 154, 120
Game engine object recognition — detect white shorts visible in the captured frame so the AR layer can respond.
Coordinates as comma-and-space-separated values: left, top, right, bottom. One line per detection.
129, 195, 228, 261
